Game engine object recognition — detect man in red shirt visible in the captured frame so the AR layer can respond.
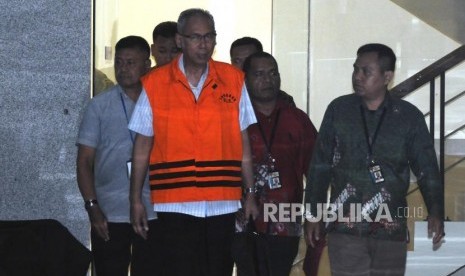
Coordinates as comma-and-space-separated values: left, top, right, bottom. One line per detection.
234, 51, 318, 275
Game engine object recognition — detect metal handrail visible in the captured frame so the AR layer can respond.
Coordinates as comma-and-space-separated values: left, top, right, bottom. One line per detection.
394, 46, 465, 199
445, 124, 465, 139
391, 45, 465, 98
424, 90, 465, 117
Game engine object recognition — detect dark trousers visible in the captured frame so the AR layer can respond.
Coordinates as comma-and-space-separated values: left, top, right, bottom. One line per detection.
327, 233, 407, 276
155, 212, 235, 276
231, 232, 258, 276
233, 233, 300, 276
303, 237, 326, 276
91, 220, 161, 276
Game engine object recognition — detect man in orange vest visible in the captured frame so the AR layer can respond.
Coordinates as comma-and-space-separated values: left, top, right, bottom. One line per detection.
128, 8, 259, 276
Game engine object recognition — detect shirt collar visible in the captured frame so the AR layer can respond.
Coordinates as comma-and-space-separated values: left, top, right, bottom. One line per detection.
178, 54, 210, 99
178, 54, 210, 82
359, 91, 392, 113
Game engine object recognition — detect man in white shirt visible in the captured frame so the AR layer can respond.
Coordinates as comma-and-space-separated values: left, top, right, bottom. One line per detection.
129, 8, 258, 276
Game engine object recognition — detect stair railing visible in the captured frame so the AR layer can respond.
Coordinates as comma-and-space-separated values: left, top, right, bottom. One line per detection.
390, 45, 465, 201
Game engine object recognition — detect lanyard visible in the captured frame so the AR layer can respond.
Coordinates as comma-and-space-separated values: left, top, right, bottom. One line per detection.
360, 106, 386, 158
120, 93, 135, 144
256, 110, 281, 155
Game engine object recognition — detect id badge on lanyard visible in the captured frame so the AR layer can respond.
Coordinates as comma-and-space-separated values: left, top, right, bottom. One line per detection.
368, 160, 384, 184
257, 110, 282, 190
361, 106, 386, 185
121, 92, 135, 180
266, 153, 281, 189
127, 159, 132, 179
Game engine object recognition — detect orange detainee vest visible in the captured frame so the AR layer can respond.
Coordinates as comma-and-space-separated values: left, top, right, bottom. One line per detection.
141, 57, 244, 203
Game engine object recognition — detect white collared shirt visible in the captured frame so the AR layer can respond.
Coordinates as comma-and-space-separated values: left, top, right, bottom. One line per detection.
128, 55, 256, 217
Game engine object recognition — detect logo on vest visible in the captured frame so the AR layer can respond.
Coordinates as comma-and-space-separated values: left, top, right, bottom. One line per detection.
219, 93, 237, 103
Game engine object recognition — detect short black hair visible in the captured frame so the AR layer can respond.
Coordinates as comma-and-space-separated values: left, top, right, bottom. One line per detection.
152, 21, 177, 42
115, 35, 150, 58
242, 51, 277, 75
357, 43, 396, 72
230, 36, 263, 57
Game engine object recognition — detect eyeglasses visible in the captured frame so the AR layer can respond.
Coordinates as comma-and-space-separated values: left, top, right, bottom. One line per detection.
179, 32, 217, 44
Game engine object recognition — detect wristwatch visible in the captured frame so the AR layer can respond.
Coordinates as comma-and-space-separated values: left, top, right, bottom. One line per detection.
84, 199, 99, 210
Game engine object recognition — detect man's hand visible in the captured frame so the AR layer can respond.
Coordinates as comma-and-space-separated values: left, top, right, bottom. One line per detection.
305, 220, 324, 248
131, 201, 149, 240
243, 193, 259, 220
129, 134, 153, 240
428, 215, 445, 245
88, 206, 109, 241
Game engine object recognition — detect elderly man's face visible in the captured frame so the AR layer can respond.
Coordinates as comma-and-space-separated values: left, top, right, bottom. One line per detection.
176, 15, 216, 68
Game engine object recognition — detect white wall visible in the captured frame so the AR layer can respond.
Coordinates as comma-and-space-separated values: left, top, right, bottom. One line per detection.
94, 0, 272, 81
94, 0, 464, 140
273, 0, 310, 112
93, 0, 311, 114
309, 0, 461, 132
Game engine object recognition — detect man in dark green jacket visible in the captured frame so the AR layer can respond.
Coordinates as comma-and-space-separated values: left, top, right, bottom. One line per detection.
304, 43, 445, 276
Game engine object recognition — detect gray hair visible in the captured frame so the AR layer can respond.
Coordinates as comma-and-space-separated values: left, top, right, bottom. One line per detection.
177, 8, 215, 34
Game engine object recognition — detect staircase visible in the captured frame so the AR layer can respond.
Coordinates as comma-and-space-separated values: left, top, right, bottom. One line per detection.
390, 44, 465, 220
390, 39, 465, 276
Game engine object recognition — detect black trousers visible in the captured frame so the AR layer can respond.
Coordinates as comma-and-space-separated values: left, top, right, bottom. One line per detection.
231, 232, 258, 276
232, 233, 300, 276
91, 219, 161, 276
0, 219, 91, 276
155, 212, 236, 276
